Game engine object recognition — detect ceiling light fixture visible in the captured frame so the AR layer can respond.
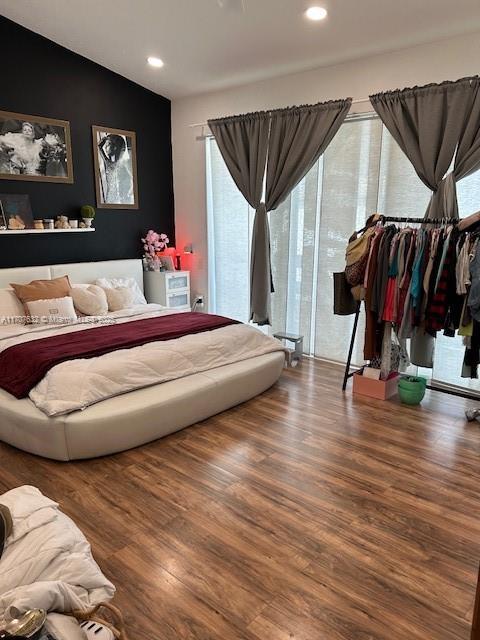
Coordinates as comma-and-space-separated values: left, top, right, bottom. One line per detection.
305, 6, 328, 21
147, 56, 164, 68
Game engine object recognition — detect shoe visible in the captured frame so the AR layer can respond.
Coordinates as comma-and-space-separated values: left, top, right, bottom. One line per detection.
465, 408, 480, 422
80, 621, 115, 639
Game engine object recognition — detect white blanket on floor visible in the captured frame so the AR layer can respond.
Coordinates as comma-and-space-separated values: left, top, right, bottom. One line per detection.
0, 307, 284, 416
0, 485, 115, 618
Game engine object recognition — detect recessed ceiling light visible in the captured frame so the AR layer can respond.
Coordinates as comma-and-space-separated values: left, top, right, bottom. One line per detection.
305, 6, 328, 20
147, 56, 164, 68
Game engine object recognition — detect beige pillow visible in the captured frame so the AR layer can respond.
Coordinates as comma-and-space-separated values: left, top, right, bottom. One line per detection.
104, 286, 134, 312
26, 296, 77, 324
71, 284, 108, 316
0, 289, 27, 324
10, 276, 71, 315
96, 276, 146, 305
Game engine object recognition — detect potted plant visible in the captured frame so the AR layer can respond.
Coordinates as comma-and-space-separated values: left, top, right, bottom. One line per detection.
80, 205, 96, 228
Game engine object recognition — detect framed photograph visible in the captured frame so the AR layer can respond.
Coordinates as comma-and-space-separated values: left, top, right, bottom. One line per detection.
0, 194, 34, 229
159, 255, 175, 271
92, 125, 138, 209
0, 110, 73, 183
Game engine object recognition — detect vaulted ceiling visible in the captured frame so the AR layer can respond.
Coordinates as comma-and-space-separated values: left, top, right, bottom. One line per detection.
2, 0, 480, 98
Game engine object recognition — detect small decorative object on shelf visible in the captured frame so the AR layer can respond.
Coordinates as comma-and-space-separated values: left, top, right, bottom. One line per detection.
141, 229, 170, 271
7, 215, 25, 230
69, 218, 78, 228
34, 220, 44, 230
54, 215, 71, 229
43, 218, 54, 230
80, 205, 96, 228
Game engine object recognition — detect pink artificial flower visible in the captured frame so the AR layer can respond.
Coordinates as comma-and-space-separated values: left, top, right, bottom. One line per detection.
141, 229, 170, 265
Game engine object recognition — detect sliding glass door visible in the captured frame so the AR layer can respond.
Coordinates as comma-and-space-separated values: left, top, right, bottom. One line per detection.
206, 114, 480, 393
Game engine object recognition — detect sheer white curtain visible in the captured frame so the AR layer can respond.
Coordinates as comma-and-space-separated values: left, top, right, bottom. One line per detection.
206, 114, 480, 390
206, 139, 254, 322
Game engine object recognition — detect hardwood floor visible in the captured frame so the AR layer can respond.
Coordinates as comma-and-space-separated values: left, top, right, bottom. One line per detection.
1, 358, 479, 639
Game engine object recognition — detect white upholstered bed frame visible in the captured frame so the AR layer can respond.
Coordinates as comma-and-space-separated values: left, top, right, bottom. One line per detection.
0, 259, 284, 461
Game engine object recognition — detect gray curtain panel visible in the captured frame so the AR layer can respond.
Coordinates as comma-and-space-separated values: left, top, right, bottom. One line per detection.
208, 111, 270, 325
254, 99, 351, 324
455, 78, 480, 181
266, 100, 352, 210
207, 112, 269, 209
370, 76, 480, 220
209, 99, 351, 325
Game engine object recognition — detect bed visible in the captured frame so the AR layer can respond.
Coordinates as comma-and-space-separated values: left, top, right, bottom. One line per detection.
0, 259, 285, 461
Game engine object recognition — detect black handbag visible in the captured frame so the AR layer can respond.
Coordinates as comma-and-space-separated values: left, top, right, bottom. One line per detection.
333, 272, 357, 316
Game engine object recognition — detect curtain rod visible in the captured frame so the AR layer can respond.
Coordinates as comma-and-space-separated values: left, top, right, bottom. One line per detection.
188, 96, 371, 128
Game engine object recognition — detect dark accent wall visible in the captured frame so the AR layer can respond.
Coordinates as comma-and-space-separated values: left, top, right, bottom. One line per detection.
0, 16, 174, 268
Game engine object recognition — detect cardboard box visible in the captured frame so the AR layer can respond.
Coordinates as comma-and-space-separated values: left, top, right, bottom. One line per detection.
352, 371, 399, 400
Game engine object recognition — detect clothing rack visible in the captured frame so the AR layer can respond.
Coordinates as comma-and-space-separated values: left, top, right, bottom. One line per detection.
341, 215, 480, 402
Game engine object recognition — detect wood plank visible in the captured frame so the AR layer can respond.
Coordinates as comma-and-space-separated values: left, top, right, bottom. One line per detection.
0, 357, 479, 639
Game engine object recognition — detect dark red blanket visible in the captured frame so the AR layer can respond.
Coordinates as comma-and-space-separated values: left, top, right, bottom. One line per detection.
0, 312, 239, 399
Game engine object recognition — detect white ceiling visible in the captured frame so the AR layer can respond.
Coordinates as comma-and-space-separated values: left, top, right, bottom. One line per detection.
2, 0, 480, 99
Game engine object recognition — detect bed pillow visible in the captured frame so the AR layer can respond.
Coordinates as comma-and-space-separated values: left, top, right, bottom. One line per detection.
103, 286, 134, 312
26, 296, 77, 324
96, 276, 146, 305
0, 289, 27, 324
10, 276, 72, 315
71, 284, 108, 316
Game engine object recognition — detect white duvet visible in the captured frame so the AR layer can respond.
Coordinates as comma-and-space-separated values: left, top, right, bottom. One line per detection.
0, 485, 114, 618
0, 306, 285, 417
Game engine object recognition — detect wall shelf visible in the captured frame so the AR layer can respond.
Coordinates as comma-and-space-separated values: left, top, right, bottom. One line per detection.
0, 228, 95, 235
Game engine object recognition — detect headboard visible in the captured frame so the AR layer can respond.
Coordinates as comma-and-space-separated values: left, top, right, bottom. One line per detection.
0, 259, 144, 291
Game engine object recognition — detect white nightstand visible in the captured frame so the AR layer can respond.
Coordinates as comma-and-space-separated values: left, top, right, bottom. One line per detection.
143, 270, 190, 310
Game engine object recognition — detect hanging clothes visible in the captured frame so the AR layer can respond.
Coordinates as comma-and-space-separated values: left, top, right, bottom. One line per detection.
342, 214, 480, 381
364, 227, 384, 360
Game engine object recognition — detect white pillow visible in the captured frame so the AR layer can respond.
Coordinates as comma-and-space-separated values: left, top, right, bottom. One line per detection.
103, 286, 134, 312
0, 288, 26, 324
71, 284, 108, 316
96, 276, 146, 305
26, 296, 78, 324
